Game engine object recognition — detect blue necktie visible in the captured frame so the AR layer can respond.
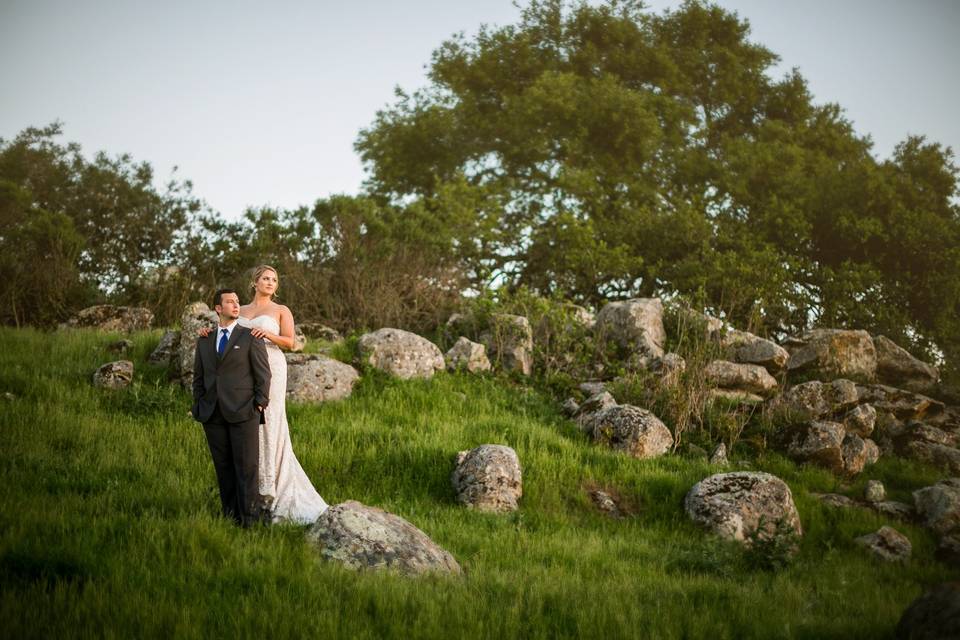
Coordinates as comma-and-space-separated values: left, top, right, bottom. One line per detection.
217, 328, 229, 356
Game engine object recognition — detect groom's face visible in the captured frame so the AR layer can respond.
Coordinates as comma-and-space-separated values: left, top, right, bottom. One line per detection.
215, 293, 241, 324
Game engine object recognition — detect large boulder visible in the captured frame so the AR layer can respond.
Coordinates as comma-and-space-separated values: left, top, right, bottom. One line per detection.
451, 445, 522, 512
684, 472, 802, 547
481, 314, 533, 376
589, 404, 673, 459
913, 479, 960, 536
92, 360, 134, 389
704, 360, 778, 396
177, 302, 218, 388
64, 305, 153, 332
779, 379, 859, 419
874, 335, 939, 394
285, 354, 360, 402
783, 421, 846, 473
445, 337, 491, 373
854, 526, 912, 562
896, 583, 960, 640
306, 501, 461, 576
573, 391, 618, 432
857, 384, 946, 423
595, 298, 666, 359
358, 328, 444, 379
786, 329, 877, 381
722, 329, 790, 373
148, 330, 180, 366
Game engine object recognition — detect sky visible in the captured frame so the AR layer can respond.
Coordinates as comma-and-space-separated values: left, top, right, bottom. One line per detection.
1, 0, 958, 219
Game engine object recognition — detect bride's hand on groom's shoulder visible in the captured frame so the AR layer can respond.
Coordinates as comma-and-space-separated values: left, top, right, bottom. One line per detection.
197, 327, 212, 337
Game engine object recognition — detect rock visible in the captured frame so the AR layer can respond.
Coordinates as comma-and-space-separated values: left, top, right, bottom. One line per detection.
684, 472, 802, 548
107, 339, 133, 354
855, 384, 945, 424
590, 405, 673, 459
565, 304, 595, 329
305, 501, 461, 576
680, 443, 709, 460
285, 354, 360, 402
92, 360, 134, 389
871, 500, 915, 521
561, 398, 580, 416
874, 335, 939, 394
445, 337, 491, 373
358, 328, 444, 379
913, 479, 960, 535
722, 329, 790, 373
706, 389, 764, 405
780, 379, 859, 419
863, 438, 881, 465
64, 305, 153, 332
177, 302, 219, 388
579, 381, 607, 396
704, 360, 778, 396
855, 526, 911, 562
291, 325, 307, 352
786, 328, 877, 381
451, 445, 522, 512
480, 314, 534, 376
844, 403, 877, 437
572, 391, 618, 432
675, 307, 726, 341
937, 534, 960, 567
588, 489, 623, 519
841, 434, 873, 476
812, 492, 859, 509
864, 480, 886, 503
784, 421, 846, 473
298, 323, 341, 342
2, 392, 16, 402
649, 353, 686, 387
895, 583, 960, 640
709, 443, 729, 466
595, 298, 666, 359
148, 330, 179, 366
903, 442, 960, 475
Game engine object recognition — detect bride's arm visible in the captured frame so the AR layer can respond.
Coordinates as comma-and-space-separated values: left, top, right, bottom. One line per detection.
250, 306, 296, 350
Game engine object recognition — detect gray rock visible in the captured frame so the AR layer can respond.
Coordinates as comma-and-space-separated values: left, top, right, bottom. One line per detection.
578, 381, 607, 396
874, 335, 939, 394
780, 379, 859, 419
291, 325, 306, 352
709, 443, 729, 466
913, 479, 960, 535
864, 438, 881, 465
706, 389, 764, 405
92, 360, 134, 389
704, 360, 778, 396
481, 314, 534, 376
148, 330, 179, 366
786, 328, 877, 381
306, 501, 461, 576
812, 492, 859, 509
590, 404, 673, 459
588, 489, 624, 519
650, 353, 686, 388
900, 441, 960, 475
896, 583, 960, 640
784, 421, 846, 473
64, 305, 154, 332
870, 500, 915, 521
855, 526, 911, 562
177, 302, 218, 388
936, 534, 960, 568
855, 384, 945, 423
864, 480, 886, 503
285, 354, 360, 402
842, 434, 872, 476
358, 328, 444, 379
451, 445, 522, 512
722, 329, 790, 373
844, 403, 877, 437
684, 472, 802, 548
595, 298, 666, 359
573, 391, 618, 432
561, 397, 580, 416
445, 337, 491, 373
298, 322, 341, 342
107, 339, 133, 354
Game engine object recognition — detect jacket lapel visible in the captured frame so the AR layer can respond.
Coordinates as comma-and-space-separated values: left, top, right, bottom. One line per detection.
219, 326, 245, 363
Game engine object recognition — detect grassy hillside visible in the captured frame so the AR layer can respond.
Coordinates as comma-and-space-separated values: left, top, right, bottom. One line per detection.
0, 327, 951, 639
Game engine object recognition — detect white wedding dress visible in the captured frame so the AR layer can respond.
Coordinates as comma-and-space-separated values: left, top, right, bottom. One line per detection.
239, 315, 328, 524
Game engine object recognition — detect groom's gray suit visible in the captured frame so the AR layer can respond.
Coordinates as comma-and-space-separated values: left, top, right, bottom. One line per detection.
193, 325, 271, 526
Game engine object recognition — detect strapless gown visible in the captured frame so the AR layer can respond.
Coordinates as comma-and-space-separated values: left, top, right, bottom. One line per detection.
239, 315, 328, 523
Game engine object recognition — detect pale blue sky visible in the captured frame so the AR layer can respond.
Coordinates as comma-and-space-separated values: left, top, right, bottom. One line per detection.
1, 0, 957, 219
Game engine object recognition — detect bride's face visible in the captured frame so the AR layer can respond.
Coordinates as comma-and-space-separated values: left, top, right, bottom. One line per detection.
255, 269, 278, 297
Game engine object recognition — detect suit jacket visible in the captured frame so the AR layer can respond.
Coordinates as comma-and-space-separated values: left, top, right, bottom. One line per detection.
192, 325, 271, 424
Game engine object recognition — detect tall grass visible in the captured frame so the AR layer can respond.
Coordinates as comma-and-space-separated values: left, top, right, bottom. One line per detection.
0, 327, 952, 639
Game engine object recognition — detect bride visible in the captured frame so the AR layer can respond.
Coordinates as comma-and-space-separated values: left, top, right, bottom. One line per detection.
205, 264, 328, 524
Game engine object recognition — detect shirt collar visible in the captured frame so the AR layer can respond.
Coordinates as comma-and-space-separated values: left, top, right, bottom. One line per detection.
218, 320, 238, 334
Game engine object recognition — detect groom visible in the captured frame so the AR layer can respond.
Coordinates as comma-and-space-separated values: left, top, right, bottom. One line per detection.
192, 289, 271, 527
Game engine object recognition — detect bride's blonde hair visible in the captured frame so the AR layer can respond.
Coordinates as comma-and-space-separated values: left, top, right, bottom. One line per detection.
250, 264, 279, 298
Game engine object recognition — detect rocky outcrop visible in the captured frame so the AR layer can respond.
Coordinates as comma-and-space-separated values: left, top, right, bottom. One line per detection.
854, 526, 911, 562
64, 305, 154, 332
779, 379, 859, 419
786, 329, 877, 381
445, 337, 491, 373
896, 583, 960, 640
843, 403, 877, 437
595, 298, 666, 359
358, 328, 444, 379
873, 335, 939, 394
285, 354, 360, 402
783, 421, 846, 473
305, 501, 461, 576
913, 479, 960, 536
92, 360, 134, 389
684, 472, 802, 548
177, 302, 218, 388
481, 314, 533, 376
704, 360, 778, 396
722, 329, 789, 373
895, 425, 960, 474
451, 445, 522, 512
589, 405, 673, 459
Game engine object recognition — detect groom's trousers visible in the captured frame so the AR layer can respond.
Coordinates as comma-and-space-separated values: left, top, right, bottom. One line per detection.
203, 402, 260, 527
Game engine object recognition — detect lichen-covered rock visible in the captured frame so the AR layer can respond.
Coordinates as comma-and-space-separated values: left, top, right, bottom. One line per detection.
684, 472, 802, 547
784, 421, 846, 473
709, 443, 729, 466
855, 526, 911, 562
704, 360, 778, 396
873, 335, 939, 394
844, 403, 877, 437
865, 480, 886, 503
780, 379, 859, 419
481, 314, 533, 376
896, 583, 960, 640
864, 438, 881, 465
595, 298, 666, 359
841, 434, 874, 476
871, 500, 914, 521
305, 501, 461, 575
896, 424, 960, 474
913, 479, 960, 535
722, 329, 790, 373
786, 329, 877, 381
855, 384, 945, 424
707, 389, 764, 405
649, 353, 686, 387
65, 305, 154, 332
177, 302, 218, 388
590, 404, 673, 459
358, 328, 444, 379
445, 337, 491, 373
812, 493, 858, 509
148, 330, 179, 366
573, 391, 618, 432
298, 322, 341, 342
562, 397, 580, 416
451, 445, 522, 512
578, 381, 607, 396
92, 360, 134, 389
285, 354, 360, 402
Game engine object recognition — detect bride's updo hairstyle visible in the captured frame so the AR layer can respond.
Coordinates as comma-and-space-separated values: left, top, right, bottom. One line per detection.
251, 264, 279, 298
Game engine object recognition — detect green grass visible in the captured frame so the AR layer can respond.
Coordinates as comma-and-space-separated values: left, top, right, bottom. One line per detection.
0, 327, 952, 639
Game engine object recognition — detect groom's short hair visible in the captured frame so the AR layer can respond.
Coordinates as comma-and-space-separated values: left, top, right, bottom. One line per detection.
213, 288, 237, 307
